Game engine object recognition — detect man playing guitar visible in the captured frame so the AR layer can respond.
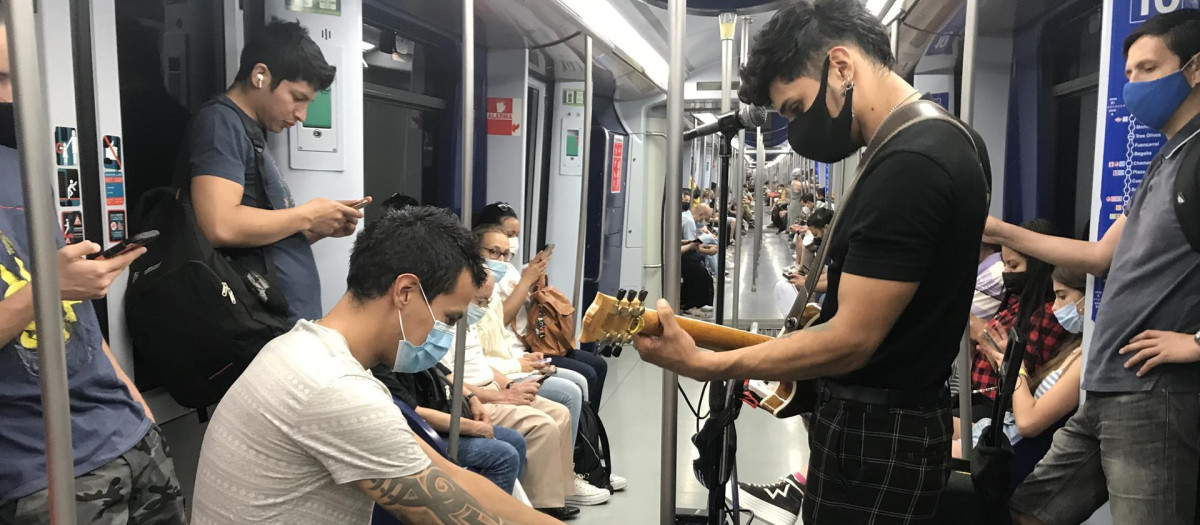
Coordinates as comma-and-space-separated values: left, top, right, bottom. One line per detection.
633, 1, 990, 523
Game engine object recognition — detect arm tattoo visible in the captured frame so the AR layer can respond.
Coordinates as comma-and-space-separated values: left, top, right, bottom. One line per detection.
364, 467, 510, 525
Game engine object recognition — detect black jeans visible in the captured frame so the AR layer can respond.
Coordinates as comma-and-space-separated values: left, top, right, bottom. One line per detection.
549, 348, 607, 413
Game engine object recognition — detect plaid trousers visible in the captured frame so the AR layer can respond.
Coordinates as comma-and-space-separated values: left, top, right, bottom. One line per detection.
803, 398, 953, 525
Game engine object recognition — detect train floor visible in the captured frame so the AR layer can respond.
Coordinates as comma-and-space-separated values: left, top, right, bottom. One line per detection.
158, 227, 810, 523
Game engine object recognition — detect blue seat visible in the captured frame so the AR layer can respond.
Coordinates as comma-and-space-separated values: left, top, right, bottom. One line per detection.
372, 397, 450, 524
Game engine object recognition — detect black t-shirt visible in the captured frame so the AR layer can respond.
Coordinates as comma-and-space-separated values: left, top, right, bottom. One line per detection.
816, 118, 991, 391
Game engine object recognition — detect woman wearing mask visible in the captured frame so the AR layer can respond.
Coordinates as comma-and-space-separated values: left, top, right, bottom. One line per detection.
966, 218, 1069, 421
474, 204, 609, 413
955, 267, 1086, 489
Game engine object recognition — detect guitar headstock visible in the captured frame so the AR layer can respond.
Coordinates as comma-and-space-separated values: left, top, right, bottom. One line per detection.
579, 288, 650, 357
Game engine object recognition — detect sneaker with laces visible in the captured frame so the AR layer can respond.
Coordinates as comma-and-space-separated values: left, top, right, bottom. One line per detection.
724, 473, 805, 525
566, 474, 611, 506
609, 473, 627, 491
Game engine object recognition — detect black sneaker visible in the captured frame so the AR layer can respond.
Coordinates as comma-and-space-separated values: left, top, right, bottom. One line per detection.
724, 473, 804, 525
536, 505, 580, 520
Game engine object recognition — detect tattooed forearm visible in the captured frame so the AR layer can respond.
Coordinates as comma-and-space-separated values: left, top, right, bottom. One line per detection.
361, 467, 510, 525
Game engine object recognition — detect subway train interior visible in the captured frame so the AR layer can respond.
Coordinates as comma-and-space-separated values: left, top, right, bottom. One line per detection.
5, 0, 1190, 523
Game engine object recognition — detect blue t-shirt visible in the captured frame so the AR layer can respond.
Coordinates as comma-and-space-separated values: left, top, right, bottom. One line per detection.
188, 96, 321, 323
0, 146, 150, 504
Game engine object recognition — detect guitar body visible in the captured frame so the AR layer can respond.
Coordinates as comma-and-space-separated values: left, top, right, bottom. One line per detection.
580, 291, 822, 418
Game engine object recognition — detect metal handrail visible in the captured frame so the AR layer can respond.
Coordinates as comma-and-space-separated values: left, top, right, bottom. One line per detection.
570, 36, 594, 313
7, 0, 78, 521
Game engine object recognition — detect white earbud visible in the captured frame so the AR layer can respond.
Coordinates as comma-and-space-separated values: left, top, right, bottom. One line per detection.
256, 73, 264, 89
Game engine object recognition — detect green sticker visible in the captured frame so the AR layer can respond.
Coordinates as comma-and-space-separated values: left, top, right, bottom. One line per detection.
286, 0, 340, 16
304, 89, 333, 129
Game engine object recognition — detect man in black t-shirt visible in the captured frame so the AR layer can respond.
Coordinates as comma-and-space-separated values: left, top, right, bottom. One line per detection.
633, 1, 989, 523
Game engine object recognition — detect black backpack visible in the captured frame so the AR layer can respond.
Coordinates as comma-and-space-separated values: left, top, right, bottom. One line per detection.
573, 402, 614, 492
125, 97, 291, 415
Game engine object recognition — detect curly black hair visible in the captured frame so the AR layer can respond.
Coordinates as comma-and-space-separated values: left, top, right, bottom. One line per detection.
1124, 9, 1200, 63
738, 0, 894, 108
347, 206, 487, 302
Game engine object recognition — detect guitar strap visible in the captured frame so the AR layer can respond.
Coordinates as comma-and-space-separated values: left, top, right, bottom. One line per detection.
780, 100, 987, 335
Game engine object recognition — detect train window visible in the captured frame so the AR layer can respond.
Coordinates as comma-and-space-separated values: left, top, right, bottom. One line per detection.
116, 0, 225, 220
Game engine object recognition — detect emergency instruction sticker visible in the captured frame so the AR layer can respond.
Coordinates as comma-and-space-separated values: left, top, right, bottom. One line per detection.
58, 169, 81, 208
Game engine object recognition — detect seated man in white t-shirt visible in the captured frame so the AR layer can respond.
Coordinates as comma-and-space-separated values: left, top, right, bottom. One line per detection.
191, 206, 557, 525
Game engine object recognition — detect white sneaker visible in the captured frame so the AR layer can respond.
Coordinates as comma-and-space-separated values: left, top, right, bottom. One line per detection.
609, 473, 627, 491
566, 474, 611, 506
700, 305, 714, 312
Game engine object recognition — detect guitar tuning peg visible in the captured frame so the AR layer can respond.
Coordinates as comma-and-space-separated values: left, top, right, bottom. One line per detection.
612, 346, 624, 357
600, 345, 613, 357
616, 289, 628, 301
638, 290, 649, 302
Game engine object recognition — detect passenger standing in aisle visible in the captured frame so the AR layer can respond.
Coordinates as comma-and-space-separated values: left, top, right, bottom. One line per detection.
188, 19, 361, 325
990, 11, 1200, 525
0, 12, 185, 523
634, 1, 990, 523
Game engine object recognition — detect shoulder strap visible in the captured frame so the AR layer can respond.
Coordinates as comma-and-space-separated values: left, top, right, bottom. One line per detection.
781, 100, 988, 333
181, 97, 274, 212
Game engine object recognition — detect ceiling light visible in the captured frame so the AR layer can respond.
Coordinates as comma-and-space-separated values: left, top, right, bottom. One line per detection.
866, 0, 888, 15
556, 0, 669, 90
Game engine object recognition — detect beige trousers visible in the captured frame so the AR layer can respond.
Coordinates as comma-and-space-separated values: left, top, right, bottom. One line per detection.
481, 383, 574, 508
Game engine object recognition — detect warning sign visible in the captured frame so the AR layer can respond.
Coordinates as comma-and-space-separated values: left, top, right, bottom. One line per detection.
103, 135, 123, 170
58, 168, 81, 207
610, 136, 624, 194
107, 210, 127, 242
486, 97, 523, 136
61, 211, 84, 244
54, 127, 77, 166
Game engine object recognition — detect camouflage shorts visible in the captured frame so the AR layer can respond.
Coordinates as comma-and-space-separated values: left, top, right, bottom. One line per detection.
0, 425, 186, 525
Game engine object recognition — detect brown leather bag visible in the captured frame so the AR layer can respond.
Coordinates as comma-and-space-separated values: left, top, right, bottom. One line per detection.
520, 276, 577, 357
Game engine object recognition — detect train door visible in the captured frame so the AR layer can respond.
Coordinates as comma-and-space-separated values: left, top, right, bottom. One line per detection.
579, 95, 629, 345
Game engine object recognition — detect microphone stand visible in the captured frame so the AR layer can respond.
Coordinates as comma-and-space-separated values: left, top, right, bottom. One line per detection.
715, 131, 732, 326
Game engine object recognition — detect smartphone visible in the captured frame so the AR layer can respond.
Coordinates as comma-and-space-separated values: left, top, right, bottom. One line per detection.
536, 373, 553, 384
351, 197, 371, 210
86, 230, 159, 260
538, 357, 552, 365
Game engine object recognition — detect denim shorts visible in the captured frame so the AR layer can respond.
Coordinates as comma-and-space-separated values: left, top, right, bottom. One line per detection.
1010, 391, 1200, 524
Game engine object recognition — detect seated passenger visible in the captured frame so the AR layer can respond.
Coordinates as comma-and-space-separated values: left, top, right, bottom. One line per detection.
439, 283, 612, 516
188, 19, 361, 325
191, 207, 554, 524
681, 202, 718, 316
372, 360, 528, 495
968, 218, 1068, 421
475, 202, 609, 412
0, 20, 186, 523
953, 267, 1086, 490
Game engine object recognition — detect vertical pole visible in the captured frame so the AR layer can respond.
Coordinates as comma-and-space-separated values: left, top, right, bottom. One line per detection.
571, 36, 594, 311
447, 0, 475, 462
957, 0, 981, 460
721, 12, 743, 326
961, 0, 979, 126
662, 0, 686, 522
743, 17, 762, 294
7, 1, 78, 522
716, 12, 735, 326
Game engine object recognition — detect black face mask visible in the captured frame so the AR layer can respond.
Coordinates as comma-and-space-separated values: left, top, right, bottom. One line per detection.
1002, 271, 1027, 295
787, 58, 857, 163
0, 103, 16, 149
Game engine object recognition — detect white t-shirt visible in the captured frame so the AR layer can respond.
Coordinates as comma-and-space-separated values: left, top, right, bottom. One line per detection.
496, 261, 531, 357
191, 321, 431, 525
441, 327, 495, 387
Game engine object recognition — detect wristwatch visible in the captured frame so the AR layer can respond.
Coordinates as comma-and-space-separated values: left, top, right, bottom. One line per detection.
465, 393, 476, 403
1194, 330, 1200, 347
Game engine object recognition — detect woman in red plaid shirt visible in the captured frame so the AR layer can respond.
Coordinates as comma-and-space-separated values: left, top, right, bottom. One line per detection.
966, 219, 1069, 421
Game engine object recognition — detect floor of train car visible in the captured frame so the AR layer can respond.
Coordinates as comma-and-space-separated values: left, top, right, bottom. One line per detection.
159, 226, 808, 524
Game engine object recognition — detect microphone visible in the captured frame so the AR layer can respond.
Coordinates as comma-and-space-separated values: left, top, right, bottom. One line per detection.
683, 104, 768, 141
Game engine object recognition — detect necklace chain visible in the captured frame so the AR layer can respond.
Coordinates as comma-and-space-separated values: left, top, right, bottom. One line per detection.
888, 91, 921, 116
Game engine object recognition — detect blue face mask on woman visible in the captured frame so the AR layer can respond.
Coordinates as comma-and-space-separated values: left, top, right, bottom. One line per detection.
466, 302, 487, 326
393, 284, 455, 373
1124, 55, 1198, 130
485, 258, 508, 282
1053, 298, 1085, 335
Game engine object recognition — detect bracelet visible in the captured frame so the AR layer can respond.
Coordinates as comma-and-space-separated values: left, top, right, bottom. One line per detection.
465, 393, 475, 402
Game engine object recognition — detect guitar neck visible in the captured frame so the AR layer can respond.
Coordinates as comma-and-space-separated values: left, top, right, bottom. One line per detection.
641, 309, 772, 351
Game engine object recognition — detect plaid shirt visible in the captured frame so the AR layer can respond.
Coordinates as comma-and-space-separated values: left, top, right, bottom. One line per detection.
970, 295, 1069, 400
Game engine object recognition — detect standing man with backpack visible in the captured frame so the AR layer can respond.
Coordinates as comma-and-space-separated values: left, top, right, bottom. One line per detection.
989, 11, 1200, 524
189, 19, 361, 324
0, 11, 185, 523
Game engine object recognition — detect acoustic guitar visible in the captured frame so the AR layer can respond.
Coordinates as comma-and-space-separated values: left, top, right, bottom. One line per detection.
579, 290, 822, 418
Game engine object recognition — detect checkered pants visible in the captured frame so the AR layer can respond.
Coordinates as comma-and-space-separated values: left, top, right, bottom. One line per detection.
803, 398, 952, 525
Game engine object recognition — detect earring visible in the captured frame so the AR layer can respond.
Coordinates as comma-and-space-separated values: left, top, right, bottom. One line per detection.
843, 80, 855, 96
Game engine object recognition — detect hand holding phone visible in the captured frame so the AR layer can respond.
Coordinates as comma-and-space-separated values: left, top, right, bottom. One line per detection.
351, 197, 372, 210
86, 230, 160, 260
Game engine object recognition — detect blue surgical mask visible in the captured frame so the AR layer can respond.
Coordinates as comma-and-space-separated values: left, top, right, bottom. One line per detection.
393, 284, 455, 373
1053, 298, 1084, 334
466, 302, 487, 326
485, 258, 508, 281
1124, 56, 1198, 130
